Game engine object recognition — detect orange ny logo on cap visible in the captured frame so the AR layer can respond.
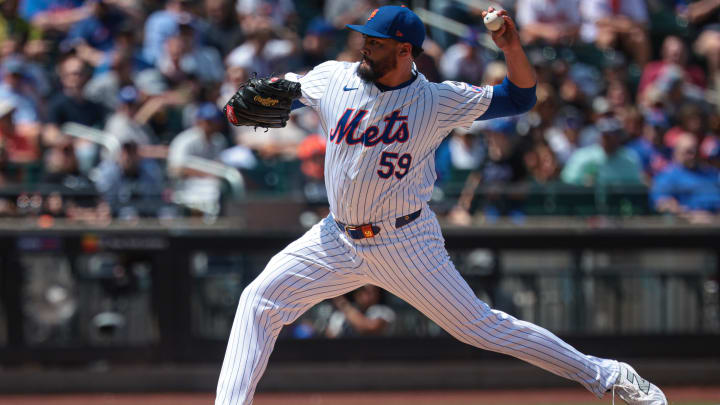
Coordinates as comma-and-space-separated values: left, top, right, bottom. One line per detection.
396, 30, 403, 36
368, 8, 378, 21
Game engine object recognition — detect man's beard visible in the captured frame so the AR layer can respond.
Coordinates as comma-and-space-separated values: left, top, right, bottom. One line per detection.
357, 54, 396, 83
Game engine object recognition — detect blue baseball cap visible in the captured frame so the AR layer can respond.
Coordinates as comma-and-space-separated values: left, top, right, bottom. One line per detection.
346, 6, 425, 49
596, 117, 624, 135
196, 102, 223, 122
307, 17, 334, 36
118, 85, 139, 104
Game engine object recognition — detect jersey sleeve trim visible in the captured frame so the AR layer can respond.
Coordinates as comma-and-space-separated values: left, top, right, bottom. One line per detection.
291, 99, 306, 110
478, 77, 537, 121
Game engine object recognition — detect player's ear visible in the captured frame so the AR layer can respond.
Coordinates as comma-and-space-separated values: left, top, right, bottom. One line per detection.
398, 43, 411, 56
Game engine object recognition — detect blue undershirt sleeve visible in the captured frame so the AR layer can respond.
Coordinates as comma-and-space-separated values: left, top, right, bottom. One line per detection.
291, 99, 307, 110
477, 77, 537, 121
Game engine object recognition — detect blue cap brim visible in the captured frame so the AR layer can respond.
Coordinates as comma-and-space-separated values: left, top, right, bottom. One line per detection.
346, 24, 392, 39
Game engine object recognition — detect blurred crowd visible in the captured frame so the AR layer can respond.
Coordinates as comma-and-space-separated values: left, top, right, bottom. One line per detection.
286, 284, 397, 339
1, 0, 720, 224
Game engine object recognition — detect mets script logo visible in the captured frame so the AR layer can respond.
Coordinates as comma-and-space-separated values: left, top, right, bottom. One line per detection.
368, 8, 378, 21
254, 95, 279, 107
329, 108, 409, 146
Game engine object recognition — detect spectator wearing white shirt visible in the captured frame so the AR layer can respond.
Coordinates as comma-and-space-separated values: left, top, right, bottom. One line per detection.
167, 102, 227, 178
580, 0, 651, 66
167, 102, 229, 215
104, 86, 153, 147
236, 0, 295, 27
448, 127, 486, 171
218, 64, 250, 112
103, 84, 170, 163
516, 0, 581, 46
225, 18, 296, 77
0, 57, 40, 126
545, 106, 585, 165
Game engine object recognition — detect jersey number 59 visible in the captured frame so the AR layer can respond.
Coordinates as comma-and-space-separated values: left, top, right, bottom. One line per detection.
377, 152, 412, 179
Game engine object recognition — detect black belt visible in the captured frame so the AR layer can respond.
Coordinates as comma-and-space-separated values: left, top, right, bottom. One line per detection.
335, 209, 422, 239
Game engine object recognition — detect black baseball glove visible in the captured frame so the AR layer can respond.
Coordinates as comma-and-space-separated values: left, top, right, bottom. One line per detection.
223, 76, 302, 129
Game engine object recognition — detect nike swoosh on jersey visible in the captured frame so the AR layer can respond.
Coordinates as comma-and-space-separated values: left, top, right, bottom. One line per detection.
343, 85, 359, 91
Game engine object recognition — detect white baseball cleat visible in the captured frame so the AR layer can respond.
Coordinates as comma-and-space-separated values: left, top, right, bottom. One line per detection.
611, 362, 668, 405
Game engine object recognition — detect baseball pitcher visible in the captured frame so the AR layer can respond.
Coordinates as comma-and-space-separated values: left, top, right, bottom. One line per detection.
218, 6, 667, 405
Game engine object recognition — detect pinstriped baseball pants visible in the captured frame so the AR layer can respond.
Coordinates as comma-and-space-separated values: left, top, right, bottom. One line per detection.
215, 209, 619, 405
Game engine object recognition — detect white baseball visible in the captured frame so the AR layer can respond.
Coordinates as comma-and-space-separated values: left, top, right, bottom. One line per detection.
483, 10, 505, 32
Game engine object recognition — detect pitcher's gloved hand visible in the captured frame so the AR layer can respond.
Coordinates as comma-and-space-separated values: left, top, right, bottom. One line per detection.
223, 76, 302, 128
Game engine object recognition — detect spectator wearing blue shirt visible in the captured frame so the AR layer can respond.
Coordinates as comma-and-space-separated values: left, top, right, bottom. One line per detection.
94, 141, 165, 218
626, 110, 672, 178
19, 0, 87, 33
142, 0, 200, 65
157, 21, 224, 85
0, 57, 40, 125
91, 24, 153, 77
651, 133, 720, 221
63, 0, 129, 59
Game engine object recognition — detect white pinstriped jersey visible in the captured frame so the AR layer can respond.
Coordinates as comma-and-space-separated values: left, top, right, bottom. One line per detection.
286, 60, 493, 225
219, 61, 622, 405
